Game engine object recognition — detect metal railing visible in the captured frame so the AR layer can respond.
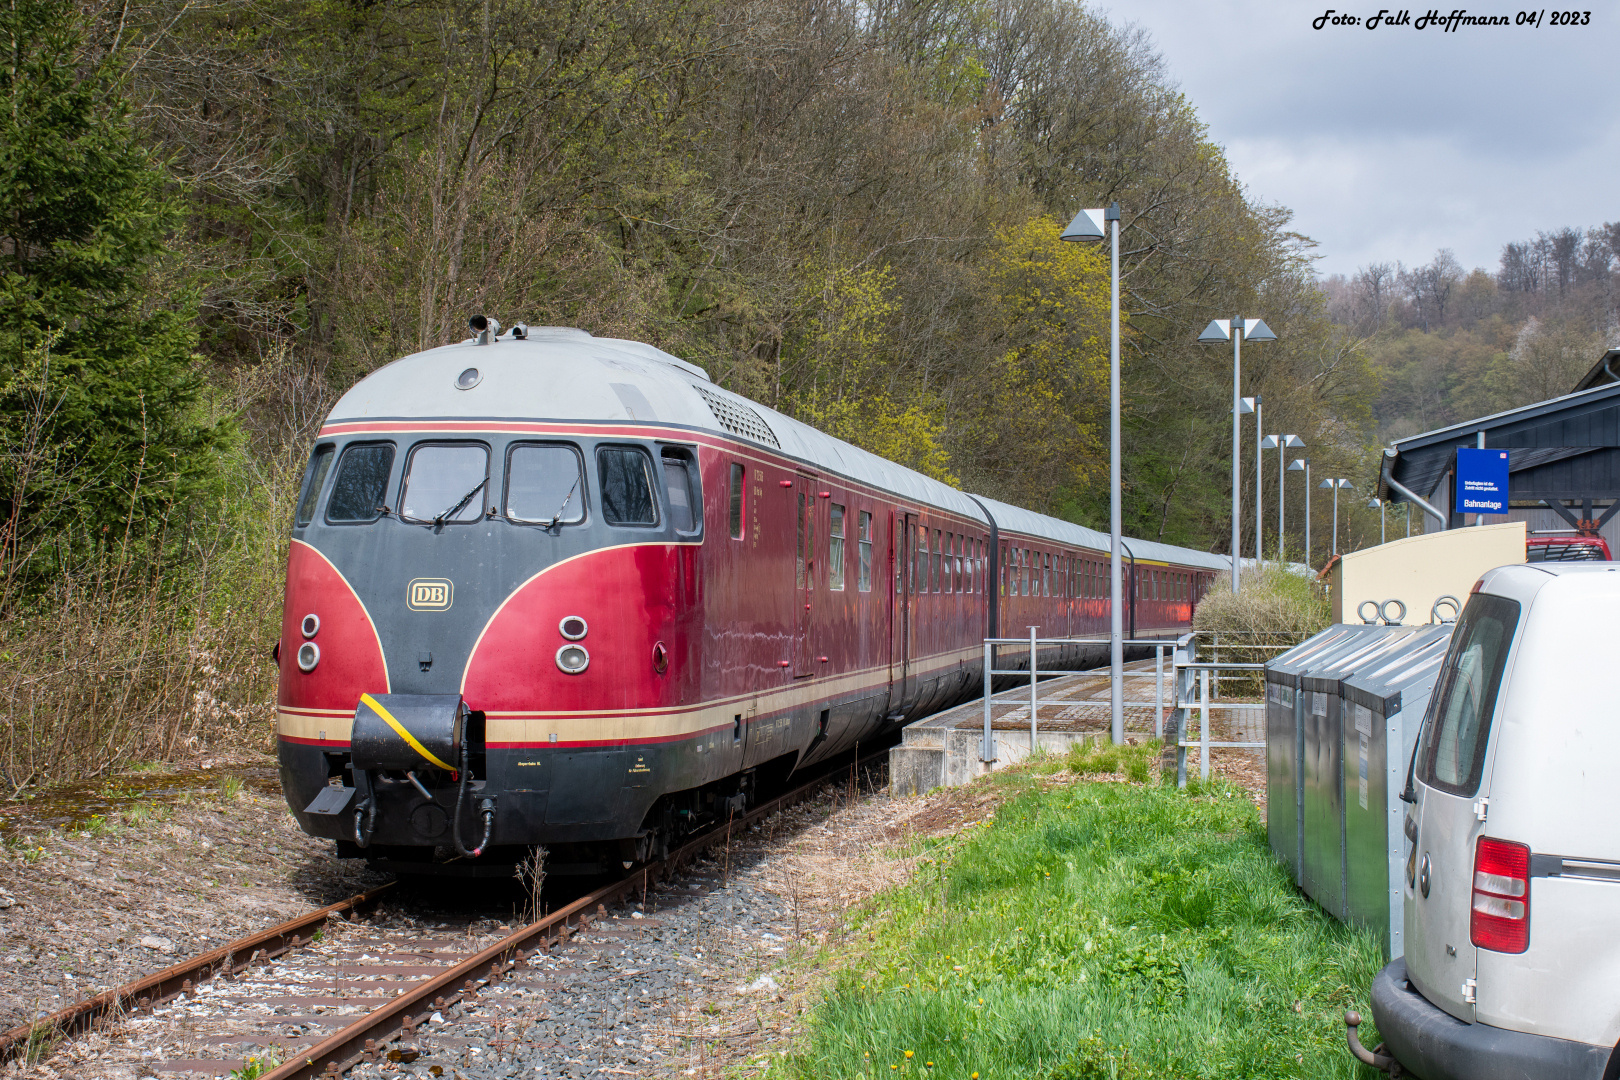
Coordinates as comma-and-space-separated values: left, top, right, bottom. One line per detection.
972, 628, 1301, 784
978, 627, 1180, 762
1168, 632, 1269, 788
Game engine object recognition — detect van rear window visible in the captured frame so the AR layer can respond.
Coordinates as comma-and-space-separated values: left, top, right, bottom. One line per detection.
1420, 593, 1520, 797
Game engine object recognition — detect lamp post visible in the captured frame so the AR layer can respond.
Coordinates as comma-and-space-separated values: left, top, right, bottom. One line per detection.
1262, 434, 1304, 563
1289, 457, 1310, 567
1320, 478, 1351, 555
1252, 395, 1262, 567
1061, 203, 1124, 745
1198, 317, 1277, 591
1368, 497, 1386, 545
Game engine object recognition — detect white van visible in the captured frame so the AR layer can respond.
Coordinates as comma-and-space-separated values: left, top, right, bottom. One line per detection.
1369, 563, 1620, 1079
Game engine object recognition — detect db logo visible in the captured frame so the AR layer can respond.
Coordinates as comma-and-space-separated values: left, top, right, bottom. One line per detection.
407, 578, 453, 610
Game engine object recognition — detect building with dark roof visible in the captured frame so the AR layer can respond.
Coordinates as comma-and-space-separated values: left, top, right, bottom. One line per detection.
1377, 376, 1620, 551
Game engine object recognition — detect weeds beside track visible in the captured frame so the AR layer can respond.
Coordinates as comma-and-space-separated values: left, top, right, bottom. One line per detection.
763, 743, 1385, 1080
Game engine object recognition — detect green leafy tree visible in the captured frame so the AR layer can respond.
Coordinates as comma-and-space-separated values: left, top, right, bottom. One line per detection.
0, 0, 216, 578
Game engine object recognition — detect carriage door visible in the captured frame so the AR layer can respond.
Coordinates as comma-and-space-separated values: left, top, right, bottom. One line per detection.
890, 510, 917, 710
793, 474, 817, 677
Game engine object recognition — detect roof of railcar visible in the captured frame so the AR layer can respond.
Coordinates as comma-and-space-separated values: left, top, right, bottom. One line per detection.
966, 496, 1235, 573
330, 328, 1249, 573
326, 328, 989, 524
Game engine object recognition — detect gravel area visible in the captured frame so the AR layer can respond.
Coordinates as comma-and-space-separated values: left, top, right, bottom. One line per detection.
0, 730, 1268, 1079
0, 758, 387, 1042
337, 772, 1011, 1080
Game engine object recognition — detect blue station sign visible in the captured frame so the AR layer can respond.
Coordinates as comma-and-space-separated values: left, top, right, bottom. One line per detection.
1456, 447, 1509, 515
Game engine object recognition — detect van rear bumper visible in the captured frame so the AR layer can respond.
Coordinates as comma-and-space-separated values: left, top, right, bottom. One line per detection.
1371, 958, 1614, 1080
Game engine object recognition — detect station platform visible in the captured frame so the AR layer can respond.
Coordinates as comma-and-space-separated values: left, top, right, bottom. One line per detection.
889, 659, 1170, 795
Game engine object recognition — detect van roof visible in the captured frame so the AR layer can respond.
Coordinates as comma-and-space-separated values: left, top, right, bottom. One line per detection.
1524, 561, 1620, 576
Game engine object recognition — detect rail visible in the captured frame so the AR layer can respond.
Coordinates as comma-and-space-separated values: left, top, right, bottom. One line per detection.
258, 743, 890, 1080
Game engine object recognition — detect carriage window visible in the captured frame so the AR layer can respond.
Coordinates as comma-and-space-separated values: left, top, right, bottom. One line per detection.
920, 524, 933, 595
729, 463, 744, 539
955, 536, 964, 592
598, 447, 657, 526
930, 530, 940, 593
829, 504, 846, 591
797, 493, 807, 588
1043, 553, 1051, 597
326, 443, 394, 523
966, 537, 975, 593
296, 445, 334, 527
505, 444, 586, 524
1021, 549, 1030, 596
858, 511, 873, 592
661, 449, 699, 533
944, 533, 955, 593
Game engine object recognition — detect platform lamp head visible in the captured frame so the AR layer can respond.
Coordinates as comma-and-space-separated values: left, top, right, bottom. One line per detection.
1198, 317, 1278, 589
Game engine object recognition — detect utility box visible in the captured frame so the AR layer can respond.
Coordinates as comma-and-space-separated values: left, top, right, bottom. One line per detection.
1265, 626, 1372, 889
1340, 629, 1452, 957
1266, 624, 1454, 946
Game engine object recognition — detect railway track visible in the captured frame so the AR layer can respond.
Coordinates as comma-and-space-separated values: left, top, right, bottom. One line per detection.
1, 749, 882, 1079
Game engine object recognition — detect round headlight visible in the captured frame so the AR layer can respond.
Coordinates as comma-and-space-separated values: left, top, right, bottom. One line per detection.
555, 643, 589, 674
559, 615, 588, 641
296, 641, 321, 672
300, 613, 320, 638
456, 367, 482, 390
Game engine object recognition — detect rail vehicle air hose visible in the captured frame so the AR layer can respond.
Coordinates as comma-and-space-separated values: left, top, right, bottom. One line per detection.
353, 793, 377, 848
450, 744, 494, 858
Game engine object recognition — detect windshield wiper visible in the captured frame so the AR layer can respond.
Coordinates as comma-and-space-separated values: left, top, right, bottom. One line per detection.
433, 478, 486, 525
546, 476, 581, 527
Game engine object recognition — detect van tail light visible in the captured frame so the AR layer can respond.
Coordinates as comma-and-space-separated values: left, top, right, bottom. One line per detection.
1471, 836, 1531, 953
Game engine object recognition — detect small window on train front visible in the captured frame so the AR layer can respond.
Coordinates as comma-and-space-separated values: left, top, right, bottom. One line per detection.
401, 443, 489, 525
661, 448, 700, 534
598, 447, 658, 526
729, 463, 745, 539
295, 444, 335, 527
326, 443, 395, 523
505, 444, 586, 525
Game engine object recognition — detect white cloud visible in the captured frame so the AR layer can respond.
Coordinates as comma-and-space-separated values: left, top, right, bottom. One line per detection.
1106, 0, 1620, 276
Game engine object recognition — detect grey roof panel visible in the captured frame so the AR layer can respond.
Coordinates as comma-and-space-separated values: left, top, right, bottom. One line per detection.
326, 333, 988, 524
328, 331, 1246, 572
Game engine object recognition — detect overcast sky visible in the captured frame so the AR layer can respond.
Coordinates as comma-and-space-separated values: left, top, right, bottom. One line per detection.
1111, 0, 1619, 279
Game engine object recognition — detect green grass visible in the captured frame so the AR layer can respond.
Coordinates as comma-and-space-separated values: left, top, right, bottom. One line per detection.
762, 765, 1385, 1080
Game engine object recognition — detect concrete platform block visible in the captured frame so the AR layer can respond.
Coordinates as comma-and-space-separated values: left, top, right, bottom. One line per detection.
889, 745, 944, 796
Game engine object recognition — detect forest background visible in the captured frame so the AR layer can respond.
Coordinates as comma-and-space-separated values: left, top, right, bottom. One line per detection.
1, 0, 1616, 786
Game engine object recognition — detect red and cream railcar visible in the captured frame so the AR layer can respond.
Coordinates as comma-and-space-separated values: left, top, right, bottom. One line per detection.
275, 326, 1226, 871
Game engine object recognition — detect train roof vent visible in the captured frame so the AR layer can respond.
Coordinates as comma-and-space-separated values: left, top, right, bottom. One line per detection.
692, 384, 780, 448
